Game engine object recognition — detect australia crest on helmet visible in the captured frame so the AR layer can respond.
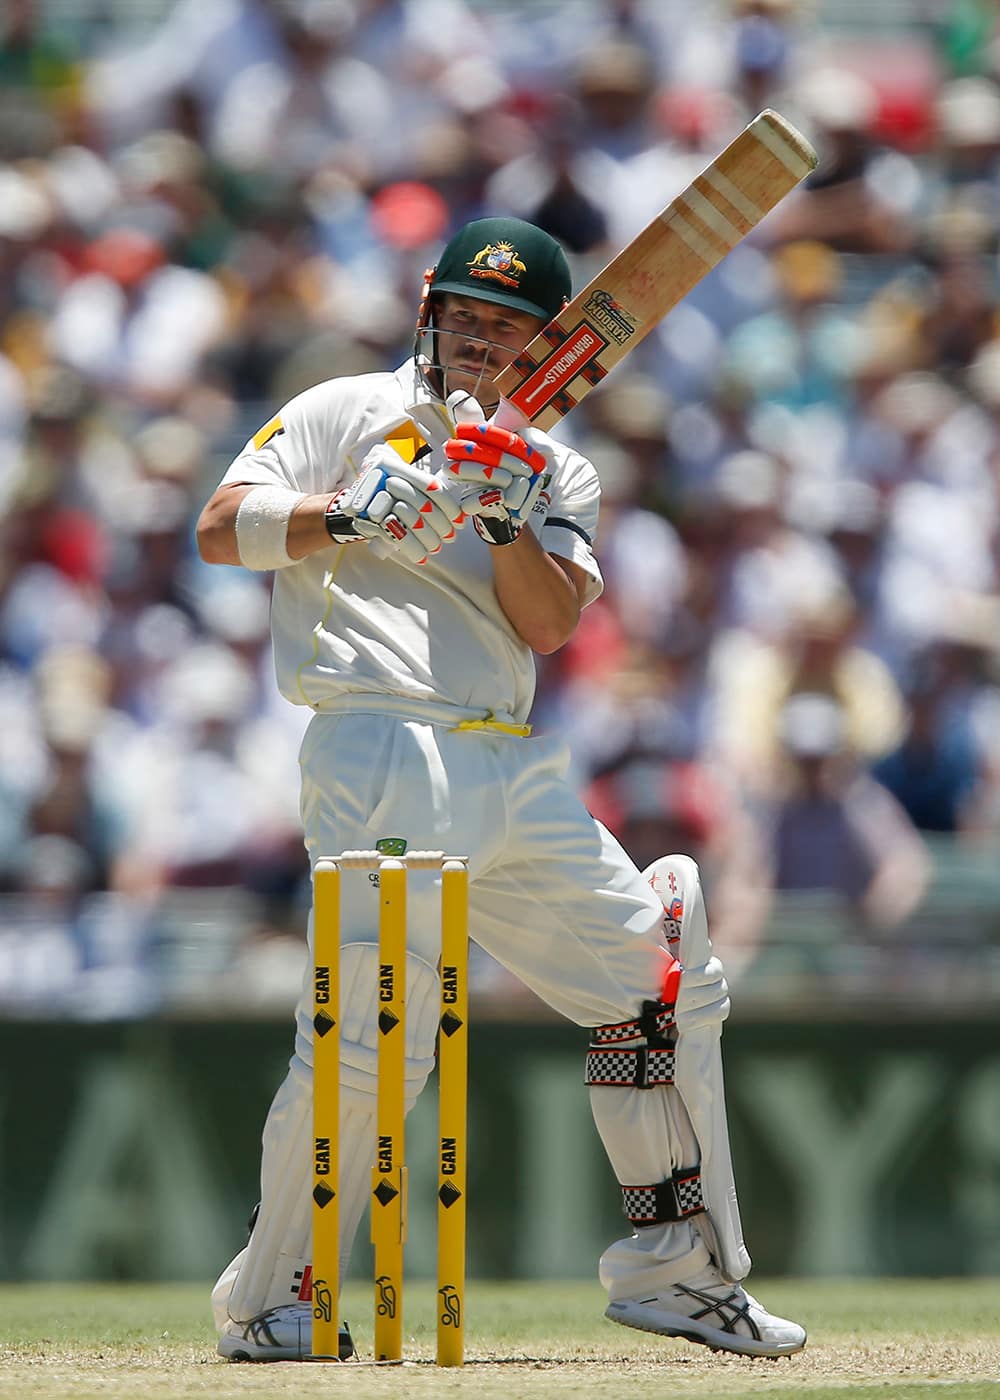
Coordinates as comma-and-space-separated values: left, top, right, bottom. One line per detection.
467, 239, 527, 290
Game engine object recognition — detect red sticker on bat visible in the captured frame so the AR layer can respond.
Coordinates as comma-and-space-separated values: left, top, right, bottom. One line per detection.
508, 323, 607, 419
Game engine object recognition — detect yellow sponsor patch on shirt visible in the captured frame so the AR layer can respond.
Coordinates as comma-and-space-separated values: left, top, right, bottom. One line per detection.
384, 420, 427, 464
253, 415, 284, 451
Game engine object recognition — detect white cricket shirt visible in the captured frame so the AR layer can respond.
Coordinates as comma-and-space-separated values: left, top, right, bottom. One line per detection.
220, 359, 604, 725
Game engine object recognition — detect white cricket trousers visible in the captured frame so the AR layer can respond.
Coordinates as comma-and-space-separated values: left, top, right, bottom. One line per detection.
213, 707, 692, 1328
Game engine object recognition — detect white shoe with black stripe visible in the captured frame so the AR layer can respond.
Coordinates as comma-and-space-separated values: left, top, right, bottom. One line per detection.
605, 1268, 806, 1358
218, 1304, 354, 1361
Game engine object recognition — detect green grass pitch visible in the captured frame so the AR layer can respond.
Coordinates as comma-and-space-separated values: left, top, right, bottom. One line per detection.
1, 1279, 998, 1399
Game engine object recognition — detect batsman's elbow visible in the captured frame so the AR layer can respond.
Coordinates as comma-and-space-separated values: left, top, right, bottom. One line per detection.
526, 614, 580, 655
196, 509, 229, 564
196, 486, 248, 565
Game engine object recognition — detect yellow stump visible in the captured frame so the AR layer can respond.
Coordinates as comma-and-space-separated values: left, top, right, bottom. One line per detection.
372, 860, 407, 1361
311, 860, 341, 1360
436, 859, 469, 1366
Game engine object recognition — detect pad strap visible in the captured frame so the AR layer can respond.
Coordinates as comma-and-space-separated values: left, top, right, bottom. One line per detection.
621, 1167, 705, 1225
585, 1045, 676, 1087
591, 999, 676, 1047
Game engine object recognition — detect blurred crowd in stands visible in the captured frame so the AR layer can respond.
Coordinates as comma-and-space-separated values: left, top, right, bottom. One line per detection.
3, 0, 1000, 1017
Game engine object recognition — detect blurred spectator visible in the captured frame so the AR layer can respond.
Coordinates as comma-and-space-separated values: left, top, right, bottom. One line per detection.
107, 641, 304, 897
571, 37, 660, 162
485, 94, 613, 256
46, 225, 228, 405
667, 371, 757, 502
26, 723, 111, 894
211, 3, 392, 182
872, 660, 986, 836
538, 635, 675, 786
721, 239, 868, 409
0, 481, 109, 669
770, 65, 920, 253
935, 1, 996, 78
0, 162, 60, 334
111, 129, 235, 274
204, 188, 326, 403
727, 0, 798, 122
610, 86, 728, 249
584, 434, 687, 644
0, 644, 127, 894
822, 480, 888, 634
931, 76, 1000, 223
916, 235, 998, 374
84, 0, 290, 150
0, 0, 84, 159
703, 448, 846, 644
584, 743, 768, 975
746, 692, 931, 930
350, 0, 506, 185
581, 372, 675, 508
859, 370, 1000, 667
712, 585, 906, 792
587, 750, 715, 870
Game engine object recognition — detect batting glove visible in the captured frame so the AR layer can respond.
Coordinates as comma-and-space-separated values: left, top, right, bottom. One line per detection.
324, 444, 465, 566
443, 422, 551, 546
675, 955, 730, 1034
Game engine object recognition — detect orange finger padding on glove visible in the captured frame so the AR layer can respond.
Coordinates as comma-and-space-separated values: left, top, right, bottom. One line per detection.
443, 422, 547, 480
441, 422, 552, 545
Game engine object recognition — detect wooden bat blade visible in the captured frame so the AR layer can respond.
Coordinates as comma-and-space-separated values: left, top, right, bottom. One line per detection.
492, 109, 817, 432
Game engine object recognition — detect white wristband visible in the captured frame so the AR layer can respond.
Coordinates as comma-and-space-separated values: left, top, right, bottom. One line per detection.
234, 485, 306, 570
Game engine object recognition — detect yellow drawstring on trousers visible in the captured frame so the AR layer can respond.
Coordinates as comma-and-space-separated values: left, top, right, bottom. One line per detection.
449, 710, 532, 738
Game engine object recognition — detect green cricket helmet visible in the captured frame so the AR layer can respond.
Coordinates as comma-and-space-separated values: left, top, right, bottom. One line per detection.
424, 217, 571, 322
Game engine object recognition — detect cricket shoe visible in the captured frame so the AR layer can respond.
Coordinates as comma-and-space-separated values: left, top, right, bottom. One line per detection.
605, 1267, 806, 1358
218, 1304, 354, 1361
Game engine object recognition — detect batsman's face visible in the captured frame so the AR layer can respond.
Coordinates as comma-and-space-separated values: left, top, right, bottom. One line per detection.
434, 294, 544, 408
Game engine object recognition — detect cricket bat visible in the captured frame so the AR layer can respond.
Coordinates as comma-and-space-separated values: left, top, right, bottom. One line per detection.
491, 109, 817, 432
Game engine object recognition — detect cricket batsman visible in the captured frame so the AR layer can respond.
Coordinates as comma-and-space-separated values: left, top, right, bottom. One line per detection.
196, 216, 806, 1362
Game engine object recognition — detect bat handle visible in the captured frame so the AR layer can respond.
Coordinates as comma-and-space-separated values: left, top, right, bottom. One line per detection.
491, 396, 529, 432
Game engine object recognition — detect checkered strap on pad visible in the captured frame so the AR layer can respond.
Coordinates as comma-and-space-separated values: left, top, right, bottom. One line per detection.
585, 1045, 676, 1087
621, 1167, 704, 1224
591, 999, 676, 1046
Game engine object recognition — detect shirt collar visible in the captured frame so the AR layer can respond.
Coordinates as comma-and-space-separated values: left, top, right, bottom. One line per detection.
394, 357, 455, 443
395, 357, 437, 412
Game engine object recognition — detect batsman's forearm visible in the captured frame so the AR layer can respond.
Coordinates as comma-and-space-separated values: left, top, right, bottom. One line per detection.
197, 484, 339, 565
490, 530, 580, 654
287, 494, 346, 557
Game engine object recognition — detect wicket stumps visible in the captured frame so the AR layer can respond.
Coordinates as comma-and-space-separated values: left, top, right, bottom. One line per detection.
310, 851, 470, 1366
